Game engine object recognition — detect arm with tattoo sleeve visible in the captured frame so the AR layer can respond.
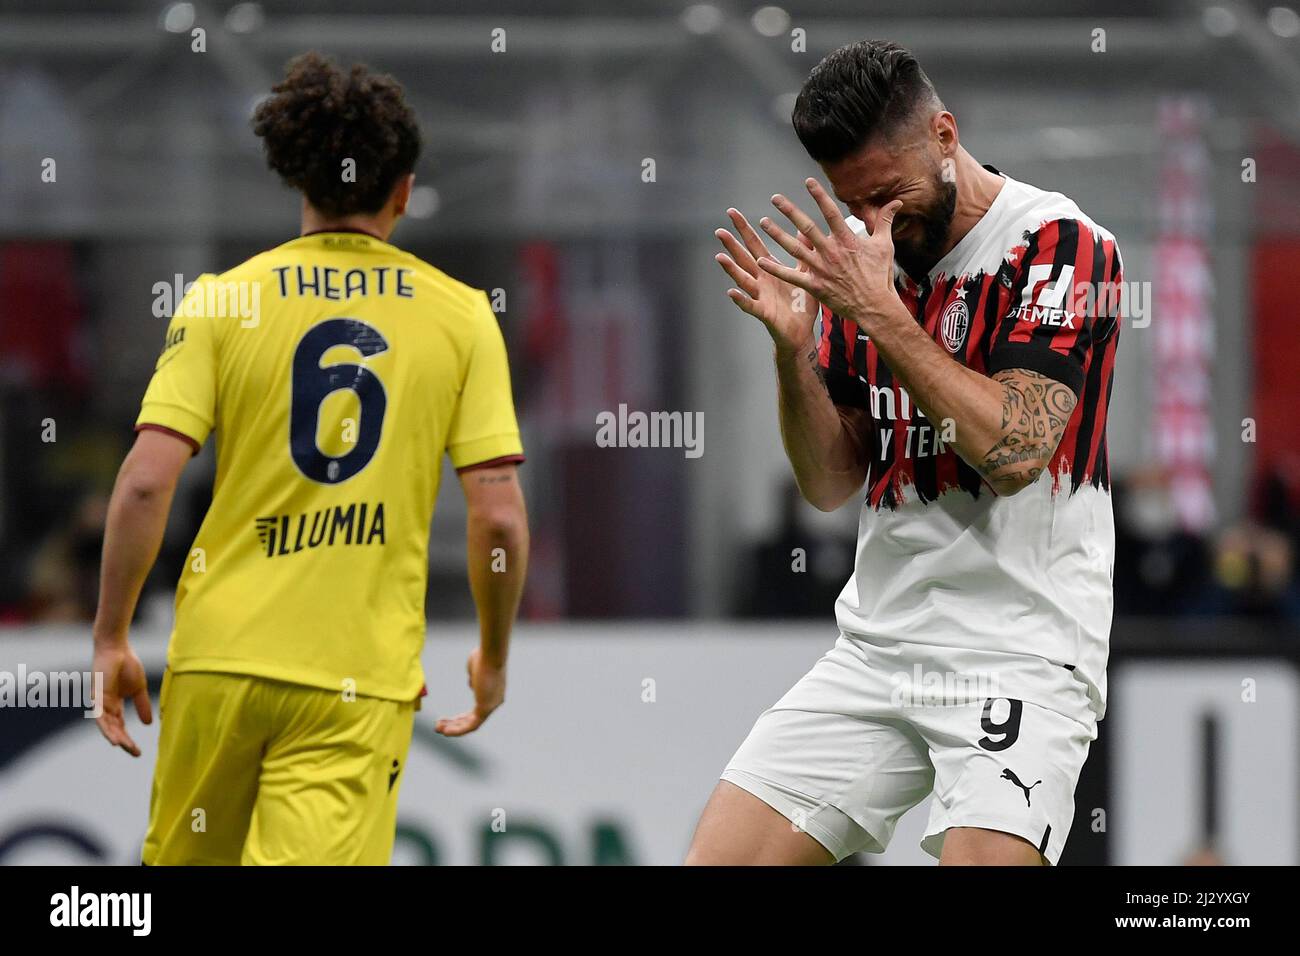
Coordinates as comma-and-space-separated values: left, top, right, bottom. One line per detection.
977, 369, 1077, 495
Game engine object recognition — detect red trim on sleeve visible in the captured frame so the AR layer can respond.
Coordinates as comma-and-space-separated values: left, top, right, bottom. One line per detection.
454, 454, 525, 475
135, 423, 201, 456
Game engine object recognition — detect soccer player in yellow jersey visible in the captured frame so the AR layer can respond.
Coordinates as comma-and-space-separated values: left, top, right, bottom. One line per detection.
88, 52, 529, 865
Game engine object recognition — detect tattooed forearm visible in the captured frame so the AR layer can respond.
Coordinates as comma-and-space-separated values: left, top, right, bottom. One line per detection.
806, 346, 829, 389
978, 368, 1077, 495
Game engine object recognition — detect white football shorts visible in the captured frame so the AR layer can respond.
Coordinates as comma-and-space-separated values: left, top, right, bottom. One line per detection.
721, 631, 1099, 865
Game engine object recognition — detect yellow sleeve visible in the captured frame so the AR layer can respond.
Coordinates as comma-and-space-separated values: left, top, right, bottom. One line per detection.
447, 293, 524, 471
134, 274, 220, 453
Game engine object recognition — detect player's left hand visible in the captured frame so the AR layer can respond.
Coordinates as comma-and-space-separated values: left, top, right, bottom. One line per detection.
435, 647, 506, 737
92, 640, 152, 757
754, 178, 904, 333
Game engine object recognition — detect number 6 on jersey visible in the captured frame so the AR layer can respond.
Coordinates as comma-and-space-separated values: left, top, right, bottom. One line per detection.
290, 318, 389, 484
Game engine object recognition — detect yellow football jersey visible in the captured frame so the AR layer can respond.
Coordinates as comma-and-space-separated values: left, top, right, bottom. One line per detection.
136, 231, 524, 701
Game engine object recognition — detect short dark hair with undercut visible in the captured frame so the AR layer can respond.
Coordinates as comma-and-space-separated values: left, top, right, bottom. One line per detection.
791, 40, 941, 164
252, 52, 421, 217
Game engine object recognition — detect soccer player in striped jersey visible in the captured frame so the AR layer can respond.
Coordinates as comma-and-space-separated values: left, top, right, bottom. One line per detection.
90, 53, 529, 865
691, 40, 1122, 865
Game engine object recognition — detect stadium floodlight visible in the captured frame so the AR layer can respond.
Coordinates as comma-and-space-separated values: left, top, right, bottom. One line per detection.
159, 2, 196, 34
225, 2, 265, 35
682, 4, 724, 36
1202, 5, 1239, 37
751, 6, 790, 38
406, 186, 441, 220
1267, 6, 1300, 37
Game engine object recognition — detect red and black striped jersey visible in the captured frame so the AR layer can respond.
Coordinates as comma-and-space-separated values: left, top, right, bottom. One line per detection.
817, 169, 1123, 720
819, 173, 1123, 511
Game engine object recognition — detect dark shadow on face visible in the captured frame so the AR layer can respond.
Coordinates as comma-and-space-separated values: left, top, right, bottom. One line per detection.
894, 172, 956, 280
824, 137, 958, 282
894, 170, 956, 280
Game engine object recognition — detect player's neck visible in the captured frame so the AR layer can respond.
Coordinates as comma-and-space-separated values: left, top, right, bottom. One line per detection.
942, 150, 1004, 255
299, 202, 395, 243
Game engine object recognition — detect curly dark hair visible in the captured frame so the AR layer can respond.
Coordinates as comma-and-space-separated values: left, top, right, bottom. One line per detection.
252, 52, 422, 217
792, 40, 941, 164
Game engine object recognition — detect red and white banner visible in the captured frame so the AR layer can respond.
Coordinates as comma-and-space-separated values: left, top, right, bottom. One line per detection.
1153, 98, 1216, 530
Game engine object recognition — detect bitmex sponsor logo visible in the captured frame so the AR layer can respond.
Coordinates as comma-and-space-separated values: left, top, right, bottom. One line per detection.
0, 667, 102, 718
50, 886, 151, 936
1006, 262, 1081, 329
1004, 303, 1079, 329
255, 501, 386, 558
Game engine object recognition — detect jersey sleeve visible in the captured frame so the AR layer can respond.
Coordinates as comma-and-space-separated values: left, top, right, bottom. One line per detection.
134, 273, 221, 454
816, 304, 867, 408
447, 293, 525, 472
988, 218, 1122, 396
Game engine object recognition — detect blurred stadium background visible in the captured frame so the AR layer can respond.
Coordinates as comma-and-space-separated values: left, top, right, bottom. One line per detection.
2, 0, 1299, 865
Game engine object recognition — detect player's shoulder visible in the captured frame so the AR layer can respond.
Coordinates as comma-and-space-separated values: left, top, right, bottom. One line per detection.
213, 245, 283, 283
173, 258, 270, 327
167, 271, 238, 326
387, 248, 492, 320
997, 174, 1119, 251
194, 250, 279, 302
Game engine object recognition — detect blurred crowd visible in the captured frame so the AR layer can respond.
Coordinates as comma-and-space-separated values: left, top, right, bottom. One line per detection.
1112, 461, 1300, 620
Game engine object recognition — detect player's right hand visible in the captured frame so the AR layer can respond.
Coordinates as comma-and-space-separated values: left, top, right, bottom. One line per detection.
435, 647, 505, 737
715, 207, 820, 357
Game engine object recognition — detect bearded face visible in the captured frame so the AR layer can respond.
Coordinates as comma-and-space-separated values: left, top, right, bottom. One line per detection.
822, 132, 960, 281
891, 164, 957, 280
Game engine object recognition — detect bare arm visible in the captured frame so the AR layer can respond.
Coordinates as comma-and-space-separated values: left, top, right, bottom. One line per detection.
92, 428, 193, 755
463, 462, 528, 665
436, 462, 529, 737
976, 371, 1077, 493
773, 340, 872, 510
93, 430, 191, 643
